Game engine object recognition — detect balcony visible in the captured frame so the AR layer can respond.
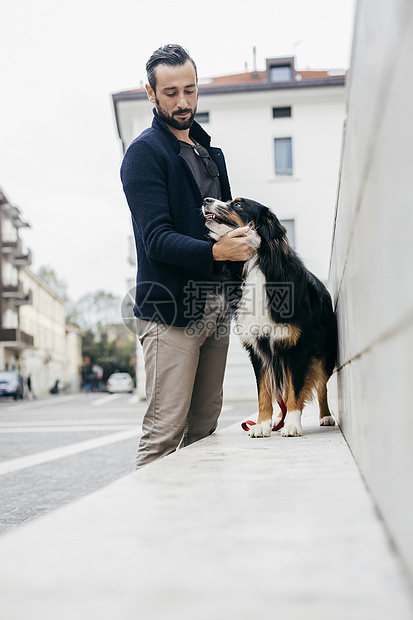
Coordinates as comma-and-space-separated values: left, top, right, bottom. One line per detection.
0, 327, 34, 348
1, 237, 32, 267
1, 239, 19, 254
1, 281, 32, 306
14, 288, 33, 306
11, 248, 32, 267
2, 281, 26, 299
1, 203, 30, 229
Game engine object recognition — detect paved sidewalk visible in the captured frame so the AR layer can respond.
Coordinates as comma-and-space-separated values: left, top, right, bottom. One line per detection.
0, 405, 412, 619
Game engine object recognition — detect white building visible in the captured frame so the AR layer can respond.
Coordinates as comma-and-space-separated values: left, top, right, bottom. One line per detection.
112, 56, 346, 399
18, 270, 83, 396
18, 268, 67, 396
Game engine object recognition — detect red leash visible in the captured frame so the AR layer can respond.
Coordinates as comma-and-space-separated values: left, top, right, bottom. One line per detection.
241, 395, 287, 432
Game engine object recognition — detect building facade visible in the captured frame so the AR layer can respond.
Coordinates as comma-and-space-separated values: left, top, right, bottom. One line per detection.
18, 268, 67, 396
112, 56, 346, 399
0, 188, 33, 371
0, 188, 83, 396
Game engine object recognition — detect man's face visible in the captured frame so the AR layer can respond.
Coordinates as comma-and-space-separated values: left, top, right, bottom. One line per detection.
146, 60, 198, 131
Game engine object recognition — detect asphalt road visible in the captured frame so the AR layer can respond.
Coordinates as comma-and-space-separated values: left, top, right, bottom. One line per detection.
0, 392, 257, 534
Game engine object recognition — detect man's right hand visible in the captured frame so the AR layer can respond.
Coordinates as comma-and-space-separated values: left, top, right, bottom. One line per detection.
212, 226, 258, 262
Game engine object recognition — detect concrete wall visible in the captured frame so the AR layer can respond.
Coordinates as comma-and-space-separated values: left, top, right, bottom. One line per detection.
328, 0, 413, 581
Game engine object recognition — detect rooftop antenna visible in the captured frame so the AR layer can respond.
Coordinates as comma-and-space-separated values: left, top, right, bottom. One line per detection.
252, 46, 259, 78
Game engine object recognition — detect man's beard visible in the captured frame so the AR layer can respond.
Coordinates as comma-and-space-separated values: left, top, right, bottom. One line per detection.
155, 98, 196, 130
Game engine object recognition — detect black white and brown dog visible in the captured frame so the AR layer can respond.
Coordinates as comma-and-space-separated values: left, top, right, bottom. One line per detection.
202, 196, 337, 438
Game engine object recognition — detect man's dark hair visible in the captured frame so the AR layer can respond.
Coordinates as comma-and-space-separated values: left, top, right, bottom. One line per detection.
146, 44, 198, 92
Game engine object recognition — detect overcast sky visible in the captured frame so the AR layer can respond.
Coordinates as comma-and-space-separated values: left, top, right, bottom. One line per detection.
0, 0, 357, 302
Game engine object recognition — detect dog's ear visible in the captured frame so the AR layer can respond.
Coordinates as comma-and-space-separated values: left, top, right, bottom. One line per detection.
256, 207, 288, 252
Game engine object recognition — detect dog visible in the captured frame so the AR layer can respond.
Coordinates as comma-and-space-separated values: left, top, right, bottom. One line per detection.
202, 196, 337, 438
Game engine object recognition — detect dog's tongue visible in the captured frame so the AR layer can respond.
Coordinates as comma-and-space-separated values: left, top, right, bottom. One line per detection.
204, 213, 215, 219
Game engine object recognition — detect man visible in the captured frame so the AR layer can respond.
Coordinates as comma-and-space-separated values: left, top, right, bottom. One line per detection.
121, 44, 254, 469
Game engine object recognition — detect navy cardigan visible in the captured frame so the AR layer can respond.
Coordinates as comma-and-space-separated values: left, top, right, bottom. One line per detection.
121, 110, 232, 326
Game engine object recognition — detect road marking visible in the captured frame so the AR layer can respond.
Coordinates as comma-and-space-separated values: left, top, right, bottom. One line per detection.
0, 419, 139, 428
4, 395, 78, 411
91, 394, 123, 406
0, 428, 140, 476
0, 425, 136, 433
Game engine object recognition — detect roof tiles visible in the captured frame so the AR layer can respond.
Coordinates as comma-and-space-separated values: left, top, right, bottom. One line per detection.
114, 67, 345, 97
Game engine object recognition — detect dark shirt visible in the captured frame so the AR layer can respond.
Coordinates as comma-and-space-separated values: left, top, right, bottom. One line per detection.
179, 141, 222, 200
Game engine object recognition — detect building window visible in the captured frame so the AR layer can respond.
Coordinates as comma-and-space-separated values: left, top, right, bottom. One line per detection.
280, 219, 296, 249
269, 65, 292, 82
274, 138, 293, 175
195, 112, 209, 124
272, 106, 292, 119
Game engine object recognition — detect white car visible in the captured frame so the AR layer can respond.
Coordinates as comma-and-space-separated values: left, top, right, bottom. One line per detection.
106, 372, 134, 394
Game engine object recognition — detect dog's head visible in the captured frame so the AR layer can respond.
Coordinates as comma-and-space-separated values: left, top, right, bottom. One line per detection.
202, 197, 288, 253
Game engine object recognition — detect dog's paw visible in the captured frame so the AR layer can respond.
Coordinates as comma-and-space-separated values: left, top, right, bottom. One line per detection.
281, 411, 302, 437
249, 419, 272, 437
281, 424, 303, 437
319, 416, 335, 426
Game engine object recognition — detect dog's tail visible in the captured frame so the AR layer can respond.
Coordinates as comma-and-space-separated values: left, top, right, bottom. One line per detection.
246, 345, 286, 405
263, 355, 286, 404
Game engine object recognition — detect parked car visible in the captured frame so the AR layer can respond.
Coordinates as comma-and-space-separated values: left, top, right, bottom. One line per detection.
0, 370, 24, 400
106, 372, 134, 394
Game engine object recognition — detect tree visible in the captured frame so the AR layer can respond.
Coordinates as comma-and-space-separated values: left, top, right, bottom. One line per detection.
66, 290, 122, 332
81, 325, 136, 385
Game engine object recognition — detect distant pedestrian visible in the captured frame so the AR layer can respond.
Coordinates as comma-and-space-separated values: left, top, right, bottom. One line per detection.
26, 375, 35, 400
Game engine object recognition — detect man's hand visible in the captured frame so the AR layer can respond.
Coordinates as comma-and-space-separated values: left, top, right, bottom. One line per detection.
212, 226, 259, 262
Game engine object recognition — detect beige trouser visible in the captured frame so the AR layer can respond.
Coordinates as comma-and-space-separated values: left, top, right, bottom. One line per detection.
135, 294, 230, 469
